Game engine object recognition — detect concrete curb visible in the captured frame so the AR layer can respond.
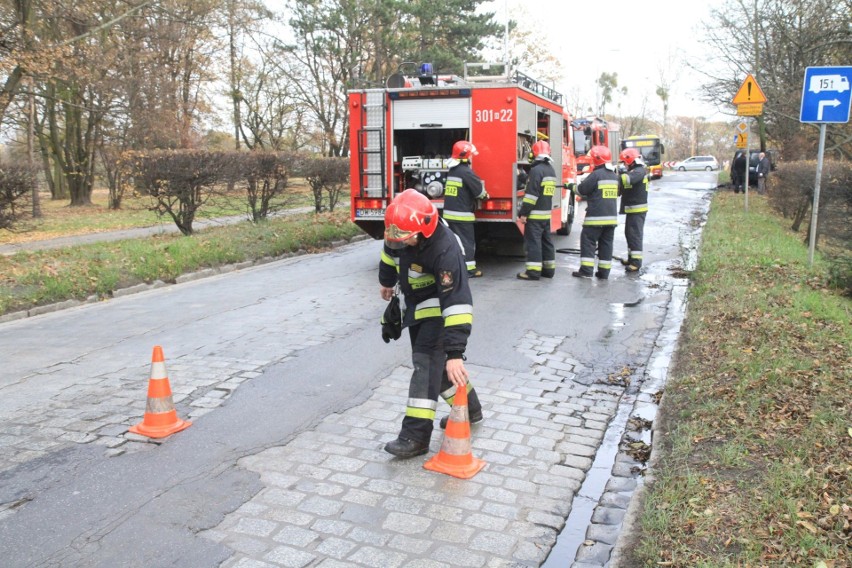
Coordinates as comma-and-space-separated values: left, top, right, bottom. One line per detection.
0, 234, 372, 324
607, 398, 666, 567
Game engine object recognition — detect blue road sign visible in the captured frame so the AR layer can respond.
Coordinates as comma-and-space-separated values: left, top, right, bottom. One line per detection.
800, 66, 852, 123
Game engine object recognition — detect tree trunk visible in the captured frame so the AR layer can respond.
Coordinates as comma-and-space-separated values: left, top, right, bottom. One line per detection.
228, 0, 241, 151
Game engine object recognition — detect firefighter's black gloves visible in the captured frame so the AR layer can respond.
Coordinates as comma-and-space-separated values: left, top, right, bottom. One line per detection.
381, 296, 402, 343
382, 323, 401, 343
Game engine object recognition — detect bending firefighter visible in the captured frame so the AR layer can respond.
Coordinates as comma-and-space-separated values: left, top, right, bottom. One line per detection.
617, 147, 649, 272
573, 145, 619, 279
442, 141, 488, 278
517, 140, 557, 280
379, 189, 484, 458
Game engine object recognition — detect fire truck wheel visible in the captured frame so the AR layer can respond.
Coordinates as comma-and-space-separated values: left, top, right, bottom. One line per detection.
557, 212, 574, 236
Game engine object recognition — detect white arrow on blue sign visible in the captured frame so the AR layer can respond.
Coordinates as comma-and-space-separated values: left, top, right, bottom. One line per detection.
800, 66, 852, 123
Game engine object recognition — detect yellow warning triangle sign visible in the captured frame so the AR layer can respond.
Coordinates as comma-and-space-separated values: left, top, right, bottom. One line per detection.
732, 74, 767, 104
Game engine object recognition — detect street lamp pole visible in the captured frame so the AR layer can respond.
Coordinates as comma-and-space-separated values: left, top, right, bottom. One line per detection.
690, 116, 695, 156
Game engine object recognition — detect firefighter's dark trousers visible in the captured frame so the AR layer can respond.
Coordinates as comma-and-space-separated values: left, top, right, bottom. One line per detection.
624, 212, 645, 268
578, 224, 616, 278
448, 221, 477, 273
399, 318, 481, 444
523, 219, 556, 277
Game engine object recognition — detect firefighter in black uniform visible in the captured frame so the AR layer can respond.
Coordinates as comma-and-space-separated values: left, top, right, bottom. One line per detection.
573, 145, 619, 279
517, 140, 557, 280
443, 140, 488, 278
617, 147, 649, 272
379, 189, 483, 458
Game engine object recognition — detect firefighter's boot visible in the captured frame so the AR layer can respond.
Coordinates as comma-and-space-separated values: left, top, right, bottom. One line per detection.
517, 271, 540, 281
541, 268, 555, 278
572, 270, 593, 278
384, 437, 429, 458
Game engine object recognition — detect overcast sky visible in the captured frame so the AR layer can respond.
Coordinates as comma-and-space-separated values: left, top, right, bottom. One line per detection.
488, 0, 729, 121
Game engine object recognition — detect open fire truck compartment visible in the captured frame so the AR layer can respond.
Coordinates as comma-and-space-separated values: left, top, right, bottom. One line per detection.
349, 63, 576, 242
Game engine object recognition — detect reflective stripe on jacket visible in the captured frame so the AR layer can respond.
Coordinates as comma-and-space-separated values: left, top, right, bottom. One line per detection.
518, 160, 556, 221
578, 165, 619, 226
443, 163, 485, 223
619, 165, 649, 214
379, 221, 473, 354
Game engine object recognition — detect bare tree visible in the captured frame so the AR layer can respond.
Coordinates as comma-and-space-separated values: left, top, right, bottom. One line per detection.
224, 0, 270, 150
697, 0, 852, 159
236, 51, 314, 151
503, 12, 563, 85
596, 72, 627, 118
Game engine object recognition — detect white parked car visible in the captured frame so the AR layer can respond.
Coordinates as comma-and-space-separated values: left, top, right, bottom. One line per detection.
673, 156, 719, 171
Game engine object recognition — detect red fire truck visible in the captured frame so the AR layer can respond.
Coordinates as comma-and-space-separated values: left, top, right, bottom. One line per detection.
348, 62, 580, 244
570, 116, 621, 176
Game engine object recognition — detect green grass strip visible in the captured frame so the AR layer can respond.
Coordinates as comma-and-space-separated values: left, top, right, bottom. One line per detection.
631, 192, 851, 567
0, 210, 362, 315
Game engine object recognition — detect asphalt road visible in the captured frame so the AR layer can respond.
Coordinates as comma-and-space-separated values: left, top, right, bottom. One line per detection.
0, 172, 718, 568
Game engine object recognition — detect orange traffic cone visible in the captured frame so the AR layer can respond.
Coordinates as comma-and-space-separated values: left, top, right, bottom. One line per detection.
424, 384, 486, 479
129, 346, 191, 438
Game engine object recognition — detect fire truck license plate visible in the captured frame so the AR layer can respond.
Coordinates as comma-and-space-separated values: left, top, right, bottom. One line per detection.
356, 208, 386, 218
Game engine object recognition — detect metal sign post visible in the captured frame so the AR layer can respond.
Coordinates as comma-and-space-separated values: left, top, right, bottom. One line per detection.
744, 120, 750, 212
799, 66, 852, 265
808, 125, 826, 265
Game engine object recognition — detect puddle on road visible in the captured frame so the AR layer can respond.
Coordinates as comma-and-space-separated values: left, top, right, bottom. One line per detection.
607, 297, 643, 331
541, 394, 635, 567
541, 194, 704, 567
542, 265, 691, 567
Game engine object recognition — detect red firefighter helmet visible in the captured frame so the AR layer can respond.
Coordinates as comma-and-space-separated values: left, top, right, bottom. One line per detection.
451, 140, 479, 160
531, 140, 551, 160
384, 189, 438, 247
619, 148, 640, 166
589, 145, 612, 167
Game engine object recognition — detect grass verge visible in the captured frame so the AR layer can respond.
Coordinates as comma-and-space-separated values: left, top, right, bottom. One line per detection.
628, 192, 851, 566
0, 209, 362, 316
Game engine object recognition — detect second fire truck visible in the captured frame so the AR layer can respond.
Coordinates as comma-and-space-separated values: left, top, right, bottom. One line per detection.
348, 62, 582, 245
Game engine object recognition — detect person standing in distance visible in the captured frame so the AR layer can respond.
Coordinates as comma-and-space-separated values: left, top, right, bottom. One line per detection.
443, 141, 488, 278
731, 151, 747, 193
573, 145, 619, 279
517, 140, 557, 280
757, 151, 771, 195
617, 148, 649, 273
379, 189, 484, 458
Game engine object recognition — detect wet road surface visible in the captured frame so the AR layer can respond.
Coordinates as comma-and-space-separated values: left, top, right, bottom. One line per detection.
0, 177, 715, 567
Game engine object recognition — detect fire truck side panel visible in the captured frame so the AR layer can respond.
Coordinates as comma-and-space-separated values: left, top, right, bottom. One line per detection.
469, 87, 520, 223
513, 93, 566, 233
392, 98, 470, 129
545, 108, 565, 233
349, 90, 390, 239
387, 93, 471, 201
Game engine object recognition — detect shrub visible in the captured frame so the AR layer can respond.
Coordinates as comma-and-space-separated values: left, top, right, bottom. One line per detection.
301, 157, 349, 213
129, 151, 237, 235
770, 160, 851, 294
228, 151, 301, 221
0, 164, 35, 230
